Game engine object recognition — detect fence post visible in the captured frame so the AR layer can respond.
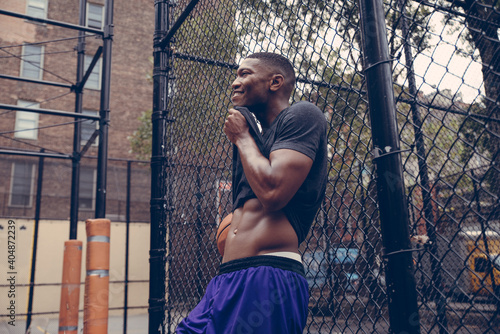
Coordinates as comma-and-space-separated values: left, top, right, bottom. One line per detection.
123, 160, 131, 334
195, 167, 204, 298
396, 0, 449, 331
25, 150, 44, 332
150, 0, 173, 332
95, 0, 114, 218
357, 0, 421, 332
69, 0, 87, 240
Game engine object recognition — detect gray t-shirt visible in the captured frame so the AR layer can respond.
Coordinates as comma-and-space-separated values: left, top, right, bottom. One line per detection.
232, 101, 328, 243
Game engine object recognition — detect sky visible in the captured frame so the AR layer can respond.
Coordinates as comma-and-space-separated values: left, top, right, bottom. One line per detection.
405, 12, 485, 104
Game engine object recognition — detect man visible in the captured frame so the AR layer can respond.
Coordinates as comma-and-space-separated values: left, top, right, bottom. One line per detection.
177, 52, 327, 333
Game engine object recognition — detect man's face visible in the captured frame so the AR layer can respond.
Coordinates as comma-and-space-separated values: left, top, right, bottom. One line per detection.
231, 58, 273, 108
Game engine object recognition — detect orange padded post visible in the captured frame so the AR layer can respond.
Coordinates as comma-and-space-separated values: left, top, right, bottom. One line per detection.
58, 240, 83, 334
83, 219, 110, 334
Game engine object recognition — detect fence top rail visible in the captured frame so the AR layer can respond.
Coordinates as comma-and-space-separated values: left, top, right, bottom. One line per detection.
0, 9, 104, 35
0, 103, 101, 120
0, 149, 71, 159
0, 74, 74, 89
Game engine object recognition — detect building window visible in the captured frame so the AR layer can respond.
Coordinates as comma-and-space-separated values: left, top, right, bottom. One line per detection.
81, 110, 99, 146
10, 162, 35, 207
26, 0, 48, 20
21, 44, 44, 79
79, 167, 96, 210
87, 3, 104, 29
15, 100, 40, 140
84, 55, 101, 90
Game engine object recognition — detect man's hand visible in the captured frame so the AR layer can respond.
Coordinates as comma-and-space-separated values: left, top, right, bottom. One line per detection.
223, 108, 250, 144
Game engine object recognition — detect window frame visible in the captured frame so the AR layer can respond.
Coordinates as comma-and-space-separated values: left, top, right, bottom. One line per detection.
20, 44, 44, 80
15, 100, 40, 140
81, 110, 99, 146
26, 0, 48, 20
86, 3, 104, 30
9, 162, 36, 208
79, 167, 96, 211
84, 55, 102, 90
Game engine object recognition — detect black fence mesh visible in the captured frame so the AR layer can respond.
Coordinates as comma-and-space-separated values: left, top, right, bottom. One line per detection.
156, 0, 499, 332
0, 157, 150, 222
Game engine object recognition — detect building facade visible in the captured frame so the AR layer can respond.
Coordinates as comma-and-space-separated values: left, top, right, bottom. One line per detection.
0, 0, 154, 222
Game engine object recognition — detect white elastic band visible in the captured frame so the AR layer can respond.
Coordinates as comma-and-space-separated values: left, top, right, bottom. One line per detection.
262, 251, 302, 263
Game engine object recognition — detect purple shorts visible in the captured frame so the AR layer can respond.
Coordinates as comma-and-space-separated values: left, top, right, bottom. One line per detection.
176, 255, 309, 334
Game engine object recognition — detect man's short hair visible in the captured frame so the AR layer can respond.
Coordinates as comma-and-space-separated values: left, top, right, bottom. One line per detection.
247, 52, 296, 88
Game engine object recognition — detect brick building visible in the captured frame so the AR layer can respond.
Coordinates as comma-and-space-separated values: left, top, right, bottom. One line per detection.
0, 0, 154, 222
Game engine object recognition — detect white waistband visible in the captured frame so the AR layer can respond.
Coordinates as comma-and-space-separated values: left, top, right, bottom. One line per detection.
262, 251, 302, 263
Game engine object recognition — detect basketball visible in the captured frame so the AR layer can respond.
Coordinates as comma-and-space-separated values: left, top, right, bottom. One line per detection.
216, 213, 233, 256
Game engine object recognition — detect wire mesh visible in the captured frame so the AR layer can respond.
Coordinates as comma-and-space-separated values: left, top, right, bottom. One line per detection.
0, 157, 150, 222
156, 0, 499, 332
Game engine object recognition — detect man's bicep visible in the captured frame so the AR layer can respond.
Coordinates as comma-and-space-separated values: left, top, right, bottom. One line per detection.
269, 149, 313, 205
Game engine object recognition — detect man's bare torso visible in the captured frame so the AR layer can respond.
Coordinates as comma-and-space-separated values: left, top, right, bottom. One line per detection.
222, 198, 299, 263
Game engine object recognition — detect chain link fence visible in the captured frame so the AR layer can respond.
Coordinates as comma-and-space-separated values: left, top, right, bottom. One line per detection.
0, 156, 150, 331
0, 157, 150, 223
152, 0, 499, 332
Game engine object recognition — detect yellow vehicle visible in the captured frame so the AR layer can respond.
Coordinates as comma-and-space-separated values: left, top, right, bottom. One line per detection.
471, 253, 500, 296
465, 231, 500, 297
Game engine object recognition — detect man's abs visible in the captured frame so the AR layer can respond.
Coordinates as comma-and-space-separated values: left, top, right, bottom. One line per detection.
222, 198, 299, 263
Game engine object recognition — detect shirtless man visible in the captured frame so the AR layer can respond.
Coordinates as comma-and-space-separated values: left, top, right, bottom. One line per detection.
177, 52, 327, 334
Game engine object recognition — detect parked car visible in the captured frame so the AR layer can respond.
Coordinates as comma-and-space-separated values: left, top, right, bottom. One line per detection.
304, 247, 360, 292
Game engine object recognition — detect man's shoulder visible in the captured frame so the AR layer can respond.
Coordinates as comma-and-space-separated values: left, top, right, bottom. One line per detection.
286, 101, 324, 119
284, 101, 327, 127
289, 100, 322, 112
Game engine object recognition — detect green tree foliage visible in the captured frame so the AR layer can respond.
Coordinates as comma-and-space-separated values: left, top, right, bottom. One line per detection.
129, 0, 240, 162
442, 0, 499, 193
128, 109, 152, 161
171, 0, 241, 164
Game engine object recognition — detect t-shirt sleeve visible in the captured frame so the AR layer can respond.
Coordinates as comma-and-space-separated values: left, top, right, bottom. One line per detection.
271, 102, 326, 160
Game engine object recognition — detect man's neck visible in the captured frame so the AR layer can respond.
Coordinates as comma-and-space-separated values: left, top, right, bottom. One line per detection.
250, 100, 290, 128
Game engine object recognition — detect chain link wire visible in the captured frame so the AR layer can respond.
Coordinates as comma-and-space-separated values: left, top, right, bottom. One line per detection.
157, 0, 500, 331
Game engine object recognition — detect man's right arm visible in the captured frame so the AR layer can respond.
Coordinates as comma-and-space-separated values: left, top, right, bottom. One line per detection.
235, 141, 313, 211
224, 109, 312, 211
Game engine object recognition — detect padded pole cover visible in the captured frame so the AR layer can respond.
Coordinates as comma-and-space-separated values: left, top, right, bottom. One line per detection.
83, 219, 110, 334
58, 240, 82, 334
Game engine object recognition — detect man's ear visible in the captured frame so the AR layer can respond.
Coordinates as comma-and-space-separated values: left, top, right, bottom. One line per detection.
269, 74, 284, 92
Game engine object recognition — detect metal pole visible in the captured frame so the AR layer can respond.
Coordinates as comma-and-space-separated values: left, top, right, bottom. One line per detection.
360, 163, 377, 303
149, 0, 173, 332
95, 0, 114, 218
157, 0, 201, 49
70, 0, 87, 240
0, 8, 103, 35
397, 0, 449, 329
0, 149, 71, 159
0, 74, 73, 88
124, 161, 131, 334
195, 167, 203, 298
26, 150, 45, 332
323, 199, 336, 318
357, 0, 421, 331
0, 103, 101, 119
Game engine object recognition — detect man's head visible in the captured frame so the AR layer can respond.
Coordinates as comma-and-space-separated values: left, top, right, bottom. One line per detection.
231, 52, 296, 109
246, 52, 296, 93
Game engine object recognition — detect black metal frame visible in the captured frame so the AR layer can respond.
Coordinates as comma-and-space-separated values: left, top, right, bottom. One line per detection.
0, 0, 113, 330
